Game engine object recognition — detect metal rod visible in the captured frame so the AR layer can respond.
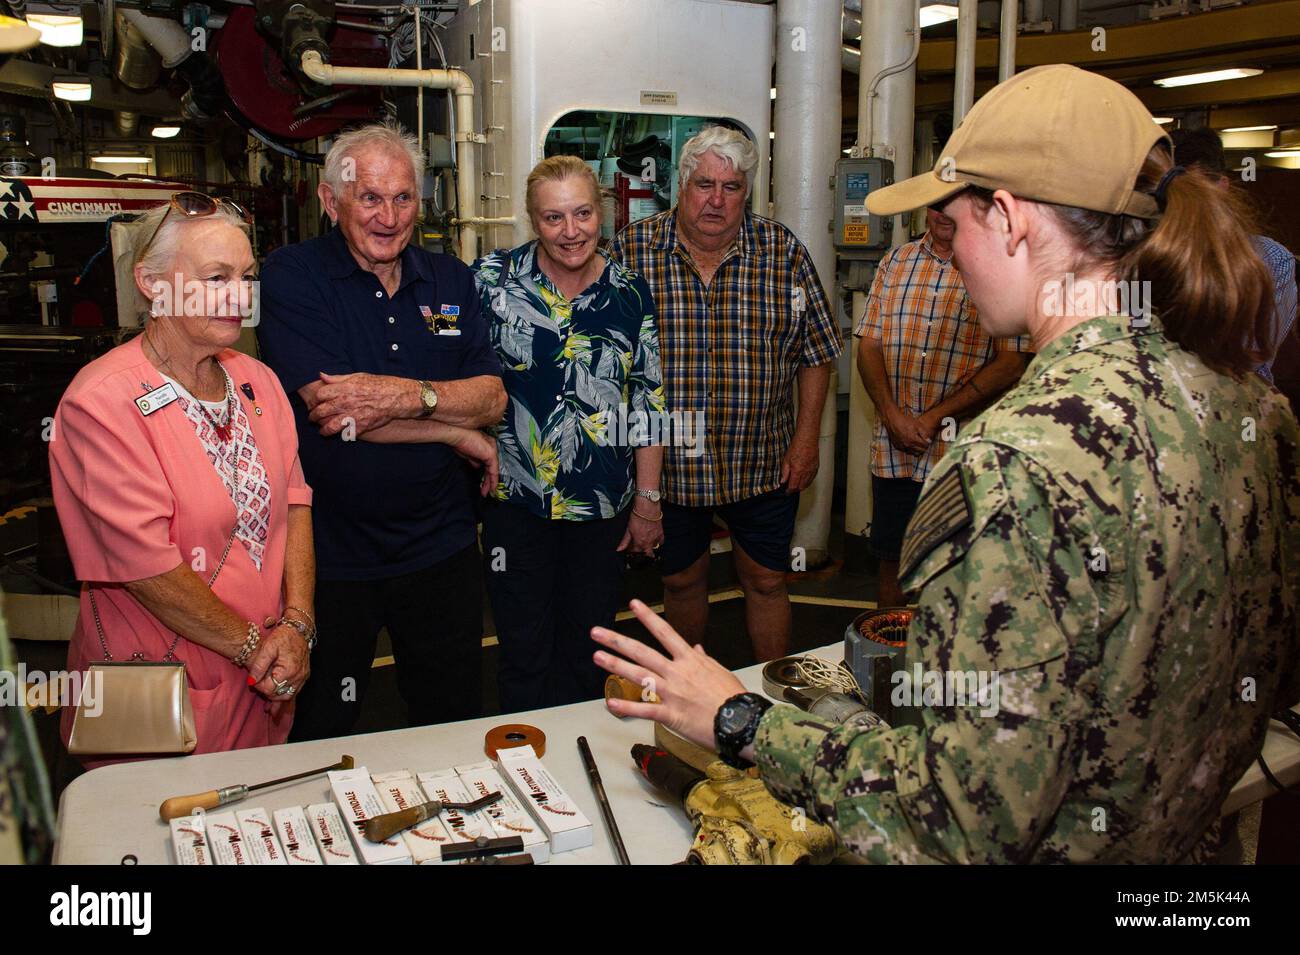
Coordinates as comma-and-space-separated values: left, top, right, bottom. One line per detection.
577, 736, 629, 864
247, 754, 354, 792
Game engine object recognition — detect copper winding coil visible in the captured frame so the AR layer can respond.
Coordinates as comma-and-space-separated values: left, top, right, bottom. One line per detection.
855, 607, 913, 648
484, 723, 547, 760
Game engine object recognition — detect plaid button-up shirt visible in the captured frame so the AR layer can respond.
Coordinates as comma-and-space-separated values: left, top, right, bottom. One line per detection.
856, 232, 1031, 483
613, 210, 841, 507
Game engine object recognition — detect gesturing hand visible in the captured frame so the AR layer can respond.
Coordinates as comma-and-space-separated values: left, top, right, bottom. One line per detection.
591, 599, 745, 753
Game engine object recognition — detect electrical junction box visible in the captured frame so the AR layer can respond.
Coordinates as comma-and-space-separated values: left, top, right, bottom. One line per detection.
834, 158, 894, 251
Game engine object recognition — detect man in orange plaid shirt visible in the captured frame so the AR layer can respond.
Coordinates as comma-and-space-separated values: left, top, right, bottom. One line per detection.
856, 208, 1031, 606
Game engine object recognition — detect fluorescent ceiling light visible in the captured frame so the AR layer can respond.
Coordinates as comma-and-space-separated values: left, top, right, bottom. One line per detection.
91, 155, 153, 164
1153, 68, 1262, 88
1264, 149, 1300, 158
151, 126, 181, 139
26, 13, 81, 47
1223, 125, 1277, 133
920, 4, 960, 28
1152, 117, 1175, 125
51, 78, 91, 102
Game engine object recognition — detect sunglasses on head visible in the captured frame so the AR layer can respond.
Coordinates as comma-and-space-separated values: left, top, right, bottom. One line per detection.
138, 191, 253, 262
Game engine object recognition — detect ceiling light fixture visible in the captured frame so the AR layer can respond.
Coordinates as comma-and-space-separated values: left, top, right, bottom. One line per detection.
1153, 68, 1262, 89
26, 12, 81, 47
51, 75, 91, 102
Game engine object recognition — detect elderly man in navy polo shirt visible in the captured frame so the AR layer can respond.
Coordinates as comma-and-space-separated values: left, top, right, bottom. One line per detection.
258, 121, 505, 741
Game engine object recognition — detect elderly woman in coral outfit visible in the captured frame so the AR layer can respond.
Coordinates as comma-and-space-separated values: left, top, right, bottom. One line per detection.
50, 194, 315, 766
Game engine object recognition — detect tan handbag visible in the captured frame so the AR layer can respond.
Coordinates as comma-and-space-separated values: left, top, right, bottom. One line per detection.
67, 658, 197, 756
67, 523, 237, 758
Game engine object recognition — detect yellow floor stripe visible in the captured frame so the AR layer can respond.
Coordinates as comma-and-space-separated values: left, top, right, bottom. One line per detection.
789, 595, 876, 610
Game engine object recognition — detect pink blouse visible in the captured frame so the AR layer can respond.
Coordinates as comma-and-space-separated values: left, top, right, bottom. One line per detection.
49, 337, 313, 766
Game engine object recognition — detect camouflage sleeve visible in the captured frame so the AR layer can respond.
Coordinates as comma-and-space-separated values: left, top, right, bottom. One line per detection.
754, 441, 1105, 863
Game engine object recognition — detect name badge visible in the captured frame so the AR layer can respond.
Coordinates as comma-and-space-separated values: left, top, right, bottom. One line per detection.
135, 382, 179, 416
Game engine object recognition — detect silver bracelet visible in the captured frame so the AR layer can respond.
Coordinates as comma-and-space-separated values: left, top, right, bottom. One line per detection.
276, 616, 316, 651
233, 622, 261, 668
284, 605, 316, 631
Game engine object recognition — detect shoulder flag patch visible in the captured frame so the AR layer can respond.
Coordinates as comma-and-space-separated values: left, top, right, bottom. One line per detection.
898, 467, 972, 582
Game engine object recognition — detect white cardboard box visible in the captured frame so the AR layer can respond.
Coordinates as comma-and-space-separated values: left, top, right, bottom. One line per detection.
169, 815, 213, 866
328, 767, 413, 865
273, 806, 323, 866
415, 769, 498, 844
306, 803, 359, 865
494, 745, 593, 854
205, 811, 252, 866
236, 808, 287, 865
454, 760, 551, 863
371, 770, 456, 865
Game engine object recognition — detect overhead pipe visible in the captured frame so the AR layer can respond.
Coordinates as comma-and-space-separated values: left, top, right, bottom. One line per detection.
121, 9, 225, 122
954, 0, 978, 123
299, 49, 482, 263
999, 0, 1018, 81
114, 14, 162, 90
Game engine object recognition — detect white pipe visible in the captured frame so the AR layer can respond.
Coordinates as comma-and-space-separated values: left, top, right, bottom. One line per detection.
300, 49, 481, 263
954, 0, 978, 123
846, 0, 917, 552
861, 4, 920, 156
999, 0, 1018, 82
776, 0, 841, 567
121, 9, 192, 69
1059, 0, 1079, 30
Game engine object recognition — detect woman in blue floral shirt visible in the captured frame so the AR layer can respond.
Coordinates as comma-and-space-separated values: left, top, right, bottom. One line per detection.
473, 156, 665, 711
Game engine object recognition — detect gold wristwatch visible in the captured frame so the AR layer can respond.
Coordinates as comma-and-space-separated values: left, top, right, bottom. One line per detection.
418, 380, 439, 418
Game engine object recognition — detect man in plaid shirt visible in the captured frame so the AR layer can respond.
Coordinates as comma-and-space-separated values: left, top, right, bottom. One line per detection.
612, 127, 841, 661
856, 208, 1030, 607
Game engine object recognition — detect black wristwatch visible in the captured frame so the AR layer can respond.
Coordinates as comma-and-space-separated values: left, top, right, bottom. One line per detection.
714, 692, 773, 769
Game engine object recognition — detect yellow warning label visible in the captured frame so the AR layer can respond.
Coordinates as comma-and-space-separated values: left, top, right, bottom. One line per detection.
843, 224, 870, 243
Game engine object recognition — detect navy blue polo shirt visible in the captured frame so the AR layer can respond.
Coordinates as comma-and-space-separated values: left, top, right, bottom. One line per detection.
257, 227, 502, 580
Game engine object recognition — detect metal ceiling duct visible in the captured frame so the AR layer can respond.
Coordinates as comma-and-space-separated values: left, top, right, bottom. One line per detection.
114, 12, 162, 90
115, 109, 139, 136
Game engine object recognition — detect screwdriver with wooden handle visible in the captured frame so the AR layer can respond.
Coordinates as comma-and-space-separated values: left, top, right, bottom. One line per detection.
158, 755, 355, 821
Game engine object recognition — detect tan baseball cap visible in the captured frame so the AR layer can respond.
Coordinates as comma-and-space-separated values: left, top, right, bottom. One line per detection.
866, 64, 1171, 220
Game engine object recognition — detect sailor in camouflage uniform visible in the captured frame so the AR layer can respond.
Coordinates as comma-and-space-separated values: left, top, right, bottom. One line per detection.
591, 65, 1300, 863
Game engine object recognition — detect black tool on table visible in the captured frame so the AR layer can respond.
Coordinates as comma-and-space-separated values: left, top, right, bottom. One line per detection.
578, 735, 630, 864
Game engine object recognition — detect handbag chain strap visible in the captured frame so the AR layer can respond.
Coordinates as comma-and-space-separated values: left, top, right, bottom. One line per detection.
89, 375, 246, 664
89, 522, 237, 663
